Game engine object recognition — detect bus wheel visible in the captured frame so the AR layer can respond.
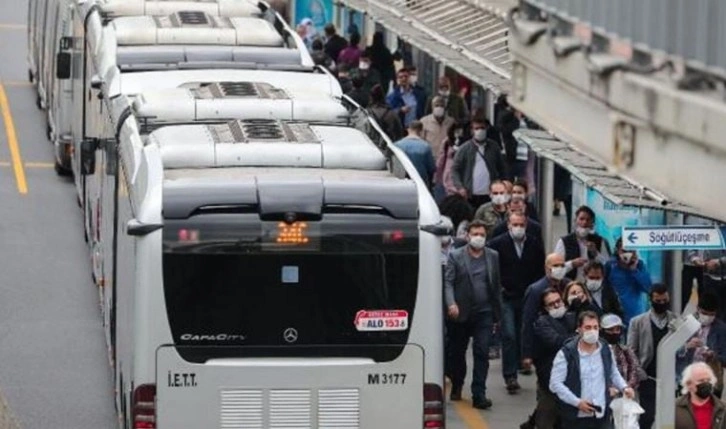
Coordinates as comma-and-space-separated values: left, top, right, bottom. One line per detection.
54, 160, 72, 177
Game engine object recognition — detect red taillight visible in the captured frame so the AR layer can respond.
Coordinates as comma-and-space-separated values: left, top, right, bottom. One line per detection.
132, 384, 156, 429
424, 383, 445, 428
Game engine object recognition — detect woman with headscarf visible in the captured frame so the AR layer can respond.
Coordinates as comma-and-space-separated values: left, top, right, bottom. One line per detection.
367, 32, 395, 92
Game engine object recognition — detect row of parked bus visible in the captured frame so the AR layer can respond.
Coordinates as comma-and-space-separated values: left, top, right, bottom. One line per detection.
28, 0, 447, 428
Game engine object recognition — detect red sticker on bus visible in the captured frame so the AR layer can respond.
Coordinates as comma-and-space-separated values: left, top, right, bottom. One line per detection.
354, 310, 409, 331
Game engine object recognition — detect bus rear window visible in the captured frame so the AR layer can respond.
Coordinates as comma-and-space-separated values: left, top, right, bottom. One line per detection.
162, 218, 419, 363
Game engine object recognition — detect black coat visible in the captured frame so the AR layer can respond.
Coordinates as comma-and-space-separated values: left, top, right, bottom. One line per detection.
324, 35, 348, 65
486, 232, 546, 300
590, 283, 624, 318
533, 314, 576, 389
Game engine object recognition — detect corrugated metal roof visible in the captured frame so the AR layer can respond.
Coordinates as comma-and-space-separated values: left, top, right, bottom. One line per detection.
513, 128, 713, 219
338, 0, 512, 94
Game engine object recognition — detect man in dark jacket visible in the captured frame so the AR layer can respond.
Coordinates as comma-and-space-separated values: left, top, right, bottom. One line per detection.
583, 261, 623, 318
550, 311, 635, 428
532, 288, 576, 429
368, 84, 403, 141
487, 211, 545, 393
554, 205, 610, 280
450, 115, 508, 209
489, 198, 542, 241
425, 76, 469, 124
445, 220, 502, 409
323, 24, 347, 63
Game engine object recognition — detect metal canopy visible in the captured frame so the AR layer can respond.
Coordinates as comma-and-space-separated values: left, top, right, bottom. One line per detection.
336, 0, 513, 95
514, 129, 709, 220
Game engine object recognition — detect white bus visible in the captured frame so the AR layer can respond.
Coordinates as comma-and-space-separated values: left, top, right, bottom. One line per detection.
88, 97, 447, 428
42, 0, 312, 175
27, 0, 269, 163
84, 84, 351, 290
27, 0, 267, 108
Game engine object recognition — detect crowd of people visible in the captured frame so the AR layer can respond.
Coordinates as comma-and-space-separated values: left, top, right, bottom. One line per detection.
302, 22, 726, 429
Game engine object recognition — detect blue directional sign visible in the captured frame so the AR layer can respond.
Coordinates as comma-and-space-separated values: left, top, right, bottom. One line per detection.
621, 225, 726, 250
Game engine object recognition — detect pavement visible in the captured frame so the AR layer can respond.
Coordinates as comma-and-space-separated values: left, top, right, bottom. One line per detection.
0, 1, 566, 427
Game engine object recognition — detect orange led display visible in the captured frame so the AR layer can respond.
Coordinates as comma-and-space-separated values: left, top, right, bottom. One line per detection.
276, 221, 310, 244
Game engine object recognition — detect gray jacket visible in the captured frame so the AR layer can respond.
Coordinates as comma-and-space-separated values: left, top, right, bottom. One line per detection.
450, 139, 507, 195
627, 310, 677, 370
444, 245, 502, 322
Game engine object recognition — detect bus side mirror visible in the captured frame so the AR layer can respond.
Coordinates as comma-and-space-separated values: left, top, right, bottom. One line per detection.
127, 219, 163, 236
80, 139, 97, 176
56, 52, 71, 80
420, 223, 454, 236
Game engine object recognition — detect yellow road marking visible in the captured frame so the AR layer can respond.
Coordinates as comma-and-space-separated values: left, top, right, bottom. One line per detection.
446, 384, 490, 429
0, 24, 26, 30
0, 83, 29, 193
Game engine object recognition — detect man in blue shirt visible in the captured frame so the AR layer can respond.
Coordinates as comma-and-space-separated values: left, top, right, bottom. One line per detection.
550, 310, 635, 428
394, 120, 436, 187
387, 68, 427, 127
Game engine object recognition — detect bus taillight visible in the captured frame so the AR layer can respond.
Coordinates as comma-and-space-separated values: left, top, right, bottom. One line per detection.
132, 384, 156, 429
423, 383, 445, 428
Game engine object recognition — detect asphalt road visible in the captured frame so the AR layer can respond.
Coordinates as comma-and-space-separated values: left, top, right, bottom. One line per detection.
0, 2, 117, 428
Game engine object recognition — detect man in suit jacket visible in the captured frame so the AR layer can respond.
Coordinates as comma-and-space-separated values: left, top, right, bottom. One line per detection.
583, 261, 623, 318
627, 284, 677, 429
487, 212, 545, 393
445, 219, 502, 409
488, 197, 542, 242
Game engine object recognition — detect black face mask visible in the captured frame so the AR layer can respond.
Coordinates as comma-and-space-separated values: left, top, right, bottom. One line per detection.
651, 301, 670, 314
569, 298, 582, 309
696, 382, 713, 400
603, 332, 621, 345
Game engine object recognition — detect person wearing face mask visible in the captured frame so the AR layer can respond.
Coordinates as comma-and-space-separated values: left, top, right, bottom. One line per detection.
529, 289, 576, 429
386, 67, 427, 127
351, 52, 381, 95
451, 114, 508, 209
601, 314, 644, 391
607, 238, 653, 327
677, 293, 726, 399
487, 212, 545, 393
473, 181, 510, 232
627, 284, 677, 429
550, 311, 635, 428
563, 282, 601, 322
444, 220, 502, 409
435, 122, 471, 202
554, 205, 611, 281
393, 121, 436, 188
421, 96, 455, 161
424, 76, 469, 124
489, 198, 543, 242
522, 253, 571, 374
584, 262, 623, 318
675, 362, 726, 429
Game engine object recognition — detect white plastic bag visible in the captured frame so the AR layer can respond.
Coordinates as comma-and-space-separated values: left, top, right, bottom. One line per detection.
610, 397, 645, 429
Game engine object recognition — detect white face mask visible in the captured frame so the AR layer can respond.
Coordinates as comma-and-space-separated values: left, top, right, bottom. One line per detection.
439, 89, 450, 97
409, 75, 418, 85
550, 266, 567, 281
699, 312, 715, 326
620, 252, 635, 264
468, 235, 486, 250
433, 106, 445, 118
510, 226, 526, 241
582, 330, 599, 345
474, 129, 487, 142
359, 61, 370, 70
586, 279, 603, 292
491, 194, 508, 205
549, 306, 567, 319
576, 226, 593, 239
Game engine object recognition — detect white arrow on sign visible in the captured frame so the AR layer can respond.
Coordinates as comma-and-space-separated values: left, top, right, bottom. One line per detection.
621, 226, 726, 250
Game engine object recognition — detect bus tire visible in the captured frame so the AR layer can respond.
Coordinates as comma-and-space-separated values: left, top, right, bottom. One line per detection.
54, 160, 72, 177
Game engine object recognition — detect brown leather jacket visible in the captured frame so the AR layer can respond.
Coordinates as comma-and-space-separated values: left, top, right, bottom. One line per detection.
675, 394, 726, 429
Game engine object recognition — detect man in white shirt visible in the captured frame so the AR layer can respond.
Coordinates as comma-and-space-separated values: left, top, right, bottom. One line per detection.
550, 311, 635, 428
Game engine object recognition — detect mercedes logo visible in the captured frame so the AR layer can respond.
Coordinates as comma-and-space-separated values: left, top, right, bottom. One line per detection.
283, 328, 298, 343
